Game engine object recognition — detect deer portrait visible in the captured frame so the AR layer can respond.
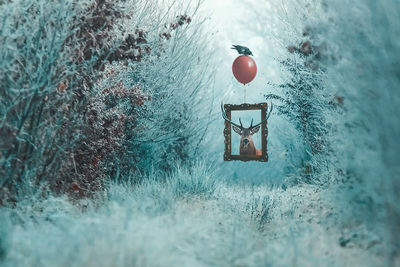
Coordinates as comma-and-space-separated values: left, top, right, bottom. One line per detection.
221, 103, 273, 156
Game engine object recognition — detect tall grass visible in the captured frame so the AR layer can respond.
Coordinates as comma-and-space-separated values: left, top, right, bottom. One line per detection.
0, 0, 398, 266
0, 162, 386, 266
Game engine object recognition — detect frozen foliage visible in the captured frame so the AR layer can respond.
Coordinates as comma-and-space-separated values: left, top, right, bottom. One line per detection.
0, 0, 399, 266
321, 0, 400, 262
265, 56, 332, 184
0, 0, 86, 199
0, 164, 386, 266
244, 0, 400, 263
0, 0, 214, 198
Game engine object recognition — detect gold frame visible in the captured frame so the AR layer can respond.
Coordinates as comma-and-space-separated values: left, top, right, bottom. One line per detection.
223, 103, 269, 162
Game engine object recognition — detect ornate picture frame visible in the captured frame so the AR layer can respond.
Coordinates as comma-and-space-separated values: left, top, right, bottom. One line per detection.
223, 103, 269, 162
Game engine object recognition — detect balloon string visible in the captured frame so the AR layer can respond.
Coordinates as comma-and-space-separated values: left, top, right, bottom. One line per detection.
244, 85, 246, 103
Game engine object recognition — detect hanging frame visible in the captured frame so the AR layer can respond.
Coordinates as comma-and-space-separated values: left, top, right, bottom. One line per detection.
223, 102, 269, 162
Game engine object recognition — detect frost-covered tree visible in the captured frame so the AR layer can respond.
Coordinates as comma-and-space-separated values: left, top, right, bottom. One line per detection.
247, 0, 400, 259
320, 0, 400, 261
0, 0, 214, 201
265, 31, 335, 183
0, 0, 84, 201
239, 0, 336, 183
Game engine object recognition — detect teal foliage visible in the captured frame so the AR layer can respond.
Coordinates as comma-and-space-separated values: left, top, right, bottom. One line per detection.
265, 31, 334, 184
0, 0, 399, 266
0, 0, 84, 199
169, 162, 216, 198
0, 0, 214, 199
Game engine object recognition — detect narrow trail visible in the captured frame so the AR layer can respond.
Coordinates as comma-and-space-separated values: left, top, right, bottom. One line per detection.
1, 0, 399, 266
0, 175, 384, 267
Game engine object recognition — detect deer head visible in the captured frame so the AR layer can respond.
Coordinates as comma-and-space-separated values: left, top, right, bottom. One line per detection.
221, 103, 273, 155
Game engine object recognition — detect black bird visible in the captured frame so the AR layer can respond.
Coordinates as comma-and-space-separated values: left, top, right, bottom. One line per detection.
231, 45, 253, 56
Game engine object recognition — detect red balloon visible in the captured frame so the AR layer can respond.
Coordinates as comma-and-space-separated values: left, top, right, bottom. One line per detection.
232, 56, 257, 85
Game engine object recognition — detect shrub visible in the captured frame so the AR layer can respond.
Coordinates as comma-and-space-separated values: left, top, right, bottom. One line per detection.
0, 0, 214, 201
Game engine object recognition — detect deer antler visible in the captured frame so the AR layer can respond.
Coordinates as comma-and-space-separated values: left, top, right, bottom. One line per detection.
249, 102, 273, 129
221, 103, 243, 129
221, 102, 273, 129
